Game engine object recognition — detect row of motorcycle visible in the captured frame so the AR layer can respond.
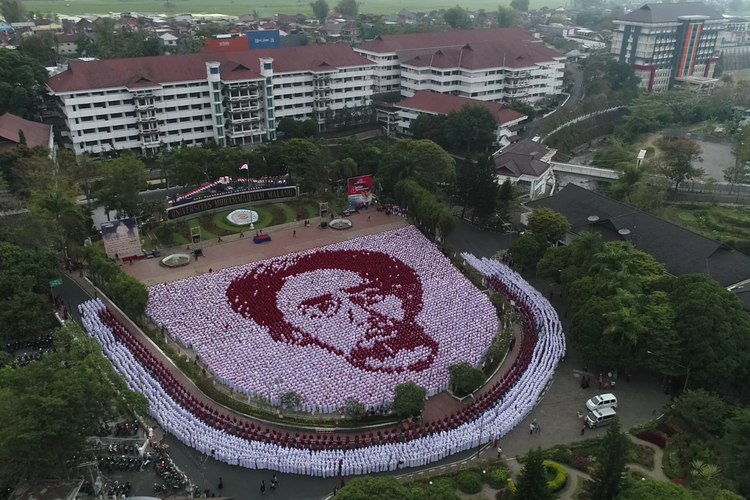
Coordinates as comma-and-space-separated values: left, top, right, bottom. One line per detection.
98, 443, 188, 495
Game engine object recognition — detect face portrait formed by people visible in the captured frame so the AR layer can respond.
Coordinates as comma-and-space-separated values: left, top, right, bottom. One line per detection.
226, 250, 439, 374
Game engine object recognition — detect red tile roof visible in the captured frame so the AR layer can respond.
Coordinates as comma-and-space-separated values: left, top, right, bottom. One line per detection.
0, 113, 52, 149
48, 44, 375, 93
396, 90, 526, 125
401, 39, 561, 70
357, 27, 538, 53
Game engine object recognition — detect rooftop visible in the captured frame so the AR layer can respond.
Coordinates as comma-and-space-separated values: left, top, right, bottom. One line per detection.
618, 2, 724, 23
400, 39, 562, 70
396, 90, 526, 125
47, 44, 374, 93
0, 113, 53, 151
526, 184, 750, 288
357, 27, 540, 54
492, 139, 554, 177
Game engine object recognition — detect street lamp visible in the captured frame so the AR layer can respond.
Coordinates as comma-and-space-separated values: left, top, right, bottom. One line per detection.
470, 393, 485, 459
647, 351, 691, 392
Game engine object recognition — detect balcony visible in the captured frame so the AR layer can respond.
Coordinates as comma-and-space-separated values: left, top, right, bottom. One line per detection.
135, 99, 155, 111
226, 103, 261, 113
138, 125, 159, 134
136, 113, 158, 122
227, 113, 262, 124
227, 126, 264, 138
141, 136, 160, 147
227, 92, 261, 102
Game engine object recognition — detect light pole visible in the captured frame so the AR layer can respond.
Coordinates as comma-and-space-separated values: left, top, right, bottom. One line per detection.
470, 393, 485, 459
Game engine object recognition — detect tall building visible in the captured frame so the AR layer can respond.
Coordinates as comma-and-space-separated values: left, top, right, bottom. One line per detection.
46, 45, 374, 155
354, 28, 565, 103
611, 2, 726, 92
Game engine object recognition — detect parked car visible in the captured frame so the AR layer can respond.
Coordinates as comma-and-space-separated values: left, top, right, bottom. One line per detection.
586, 393, 618, 412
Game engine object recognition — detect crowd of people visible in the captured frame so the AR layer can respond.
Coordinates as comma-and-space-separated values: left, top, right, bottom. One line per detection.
146, 227, 497, 412
80, 246, 565, 476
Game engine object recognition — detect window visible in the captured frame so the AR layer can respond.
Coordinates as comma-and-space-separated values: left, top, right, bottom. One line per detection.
165, 107, 176, 112
214, 93, 221, 102
210, 67, 219, 74
264, 62, 272, 70
98, 127, 111, 133
180, 116, 191, 122
81, 116, 94, 122
113, 125, 125, 131
96, 114, 108, 120
79, 103, 91, 109
178, 105, 189, 111
167, 118, 178, 124
216, 116, 222, 125
111, 113, 122, 118
84, 129, 95, 135
94, 102, 106, 108
215, 104, 221, 113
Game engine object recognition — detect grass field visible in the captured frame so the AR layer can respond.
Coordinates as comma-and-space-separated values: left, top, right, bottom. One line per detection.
25, 0, 561, 19
660, 203, 750, 246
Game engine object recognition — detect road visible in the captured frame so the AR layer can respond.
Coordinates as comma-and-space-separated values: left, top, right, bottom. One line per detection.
519, 62, 584, 141
55, 220, 669, 500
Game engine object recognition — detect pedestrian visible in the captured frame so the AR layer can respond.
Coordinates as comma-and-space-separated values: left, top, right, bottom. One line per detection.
529, 423, 535, 434
535, 421, 542, 433
610, 379, 616, 390
625, 370, 631, 382
79, 269, 84, 278
368, 215, 371, 221
333, 487, 337, 496
341, 478, 345, 488
270, 474, 277, 490
580, 376, 585, 390
581, 424, 586, 435
217, 235, 223, 242
218, 478, 223, 490
497, 445, 502, 458
293, 230, 296, 237
240, 231, 244, 238
549, 290, 553, 299
260, 480, 265, 493
564, 310, 568, 318
208, 268, 212, 273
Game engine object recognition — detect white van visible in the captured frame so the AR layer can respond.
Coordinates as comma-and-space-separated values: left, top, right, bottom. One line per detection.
586, 393, 618, 412
586, 407, 617, 428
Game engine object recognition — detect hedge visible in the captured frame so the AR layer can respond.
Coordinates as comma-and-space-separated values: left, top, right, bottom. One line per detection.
485, 468, 509, 489
455, 470, 483, 494
507, 461, 567, 493
637, 430, 668, 449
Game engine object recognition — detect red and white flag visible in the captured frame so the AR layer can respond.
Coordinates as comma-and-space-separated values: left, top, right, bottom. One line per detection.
239, 163, 249, 170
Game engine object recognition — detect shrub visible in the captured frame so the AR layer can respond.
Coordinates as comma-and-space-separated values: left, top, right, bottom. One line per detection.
486, 468, 509, 489
573, 455, 591, 471
544, 461, 568, 492
549, 446, 573, 465
638, 430, 668, 448
456, 470, 483, 494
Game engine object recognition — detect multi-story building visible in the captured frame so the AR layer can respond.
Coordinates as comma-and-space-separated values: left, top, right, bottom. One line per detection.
354, 28, 565, 104
47, 45, 375, 155
611, 2, 726, 92
391, 90, 526, 148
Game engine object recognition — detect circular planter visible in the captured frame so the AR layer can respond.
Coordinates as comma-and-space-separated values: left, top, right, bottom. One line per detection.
227, 209, 260, 227
160, 254, 191, 268
329, 218, 353, 230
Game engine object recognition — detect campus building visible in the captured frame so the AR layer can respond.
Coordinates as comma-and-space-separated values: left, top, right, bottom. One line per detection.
389, 90, 527, 148
492, 139, 556, 200
354, 28, 565, 103
46, 45, 375, 155
610, 2, 726, 92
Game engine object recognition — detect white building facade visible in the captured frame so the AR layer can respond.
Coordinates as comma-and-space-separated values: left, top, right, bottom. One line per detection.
354, 28, 565, 104
47, 45, 375, 155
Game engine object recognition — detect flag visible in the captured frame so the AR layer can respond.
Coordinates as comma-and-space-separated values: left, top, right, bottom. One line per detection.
239, 163, 249, 170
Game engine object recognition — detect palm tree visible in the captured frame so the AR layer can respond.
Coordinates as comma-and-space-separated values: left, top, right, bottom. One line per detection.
589, 246, 634, 276
572, 231, 604, 267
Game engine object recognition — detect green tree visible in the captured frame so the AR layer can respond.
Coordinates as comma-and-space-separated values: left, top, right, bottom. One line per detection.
528, 207, 570, 243
0, 241, 58, 300
18, 32, 58, 66
724, 408, 750, 497
672, 389, 734, 436
343, 397, 366, 419
445, 105, 498, 153
378, 139, 455, 193
496, 5, 520, 27
279, 391, 304, 410
0, 291, 51, 343
727, 124, 750, 194
281, 138, 321, 185
330, 157, 357, 184
515, 447, 554, 500
277, 116, 301, 138
410, 113, 447, 146
582, 417, 628, 500
98, 153, 148, 218
156, 220, 179, 246
510, 234, 548, 271
335, 138, 382, 176
593, 139, 637, 170
656, 139, 704, 192
448, 362, 485, 394
110, 273, 149, 320
310, 0, 329, 21
392, 381, 426, 419
443, 5, 471, 29
0, 0, 26, 22
510, 0, 529, 11
29, 187, 89, 250
337, 476, 412, 500
496, 178, 518, 221
506, 100, 536, 119
0, 48, 49, 118
614, 478, 695, 500
335, 0, 358, 17
75, 34, 98, 57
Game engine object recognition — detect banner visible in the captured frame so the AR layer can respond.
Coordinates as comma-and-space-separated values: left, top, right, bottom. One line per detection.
101, 218, 141, 259
166, 186, 299, 220
347, 175, 374, 210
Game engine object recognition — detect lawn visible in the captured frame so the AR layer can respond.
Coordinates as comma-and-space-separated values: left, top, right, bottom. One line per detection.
659, 203, 750, 249
212, 206, 274, 233
188, 217, 216, 240
27, 0, 560, 18
276, 203, 297, 223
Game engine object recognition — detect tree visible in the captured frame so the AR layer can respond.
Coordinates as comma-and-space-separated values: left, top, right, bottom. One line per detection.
75, 35, 98, 57
445, 105, 498, 153
656, 139, 704, 192
515, 448, 554, 500
279, 391, 304, 410
410, 113, 447, 145
0, 0, 26, 22
724, 408, 750, 497
510, 234, 548, 271
330, 158, 357, 184
443, 5, 471, 29
672, 389, 734, 436
496, 6, 520, 27
18, 32, 58, 67
496, 178, 518, 220
335, 138, 382, 176
510, 0, 529, 11
378, 139, 455, 193
310, 0, 329, 21
17, 129, 26, 146
0, 48, 49, 118
581, 417, 628, 500
337, 477, 412, 500
392, 381, 426, 419
448, 362, 485, 395
727, 125, 750, 193
528, 207, 570, 243
614, 478, 695, 500
98, 153, 148, 218
335, 0, 358, 17
343, 397, 366, 419
506, 100, 535, 119
0, 291, 51, 343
